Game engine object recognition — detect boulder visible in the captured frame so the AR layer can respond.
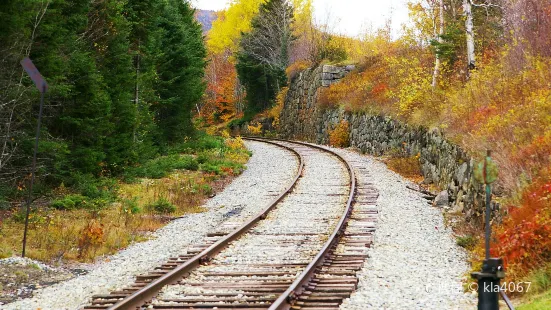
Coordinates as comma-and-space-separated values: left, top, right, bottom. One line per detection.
433, 191, 449, 208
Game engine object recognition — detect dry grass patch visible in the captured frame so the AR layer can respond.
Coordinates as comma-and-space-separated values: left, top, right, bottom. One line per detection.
0, 135, 250, 263
385, 154, 423, 183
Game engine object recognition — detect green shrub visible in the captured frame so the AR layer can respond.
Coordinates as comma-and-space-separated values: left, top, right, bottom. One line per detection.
200, 162, 222, 175
200, 184, 212, 195
196, 152, 210, 164
50, 194, 109, 211
148, 198, 176, 214
456, 235, 477, 250
50, 194, 87, 210
0, 197, 10, 211
69, 173, 118, 200
528, 265, 551, 294
170, 133, 225, 153
125, 155, 198, 180
121, 198, 141, 215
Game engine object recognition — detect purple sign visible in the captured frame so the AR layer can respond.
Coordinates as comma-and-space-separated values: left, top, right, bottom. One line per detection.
20, 57, 48, 93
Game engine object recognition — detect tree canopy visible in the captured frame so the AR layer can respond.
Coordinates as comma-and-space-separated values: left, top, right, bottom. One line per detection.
0, 0, 206, 192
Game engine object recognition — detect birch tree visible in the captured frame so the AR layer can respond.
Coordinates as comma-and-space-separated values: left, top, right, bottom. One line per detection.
463, 0, 503, 75
432, 0, 445, 87
236, 0, 295, 112
463, 0, 476, 71
239, 0, 294, 71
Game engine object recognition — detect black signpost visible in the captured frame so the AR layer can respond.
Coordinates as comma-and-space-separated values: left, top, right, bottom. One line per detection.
20, 57, 48, 258
472, 150, 509, 310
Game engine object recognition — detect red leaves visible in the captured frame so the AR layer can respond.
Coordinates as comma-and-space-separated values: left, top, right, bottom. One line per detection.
371, 82, 389, 96
492, 171, 551, 274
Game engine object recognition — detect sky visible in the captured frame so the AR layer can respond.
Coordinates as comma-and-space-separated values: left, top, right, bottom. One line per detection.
191, 0, 411, 38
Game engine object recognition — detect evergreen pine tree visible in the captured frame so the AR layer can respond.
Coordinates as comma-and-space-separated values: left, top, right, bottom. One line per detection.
93, 0, 138, 172
154, 0, 207, 143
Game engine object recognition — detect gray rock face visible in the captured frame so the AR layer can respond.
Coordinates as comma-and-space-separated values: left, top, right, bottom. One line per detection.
277, 64, 488, 221
434, 191, 449, 208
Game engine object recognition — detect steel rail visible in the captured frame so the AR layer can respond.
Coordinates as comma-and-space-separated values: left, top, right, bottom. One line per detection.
247, 138, 357, 310
106, 138, 304, 310
501, 291, 516, 310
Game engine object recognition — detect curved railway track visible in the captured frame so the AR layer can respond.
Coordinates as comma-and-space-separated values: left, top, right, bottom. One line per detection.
83, 138, 378, 310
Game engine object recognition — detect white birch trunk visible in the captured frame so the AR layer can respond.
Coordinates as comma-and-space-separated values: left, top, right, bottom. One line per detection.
432, 0, 445, 88
464, 0, 476, 71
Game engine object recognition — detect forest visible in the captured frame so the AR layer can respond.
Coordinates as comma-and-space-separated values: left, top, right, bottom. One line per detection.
0, 0, 249, 263
0, 0, 550, 307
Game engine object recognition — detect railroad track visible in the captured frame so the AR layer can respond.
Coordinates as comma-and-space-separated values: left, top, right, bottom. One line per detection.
83, 138, 378, 310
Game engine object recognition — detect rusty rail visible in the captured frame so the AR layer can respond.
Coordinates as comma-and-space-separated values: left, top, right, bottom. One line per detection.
501, 291, 516, 310
106, 138, 304, 309
248, 138, 357, 310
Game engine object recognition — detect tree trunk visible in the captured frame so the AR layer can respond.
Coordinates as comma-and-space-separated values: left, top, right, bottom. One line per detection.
464, 0, 476, 73
432, 0, 445, 88
133, 40, 140, 143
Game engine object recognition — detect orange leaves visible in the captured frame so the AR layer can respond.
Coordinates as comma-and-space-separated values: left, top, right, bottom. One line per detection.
328, 120, 350, 148
464, 105, 498, 131
286, 60, 312, 80
78, 220, 105, 259
512, 134, 551, 174
204, 52, 240, 124
491, 171, 551, 277
319, 69, 384, 112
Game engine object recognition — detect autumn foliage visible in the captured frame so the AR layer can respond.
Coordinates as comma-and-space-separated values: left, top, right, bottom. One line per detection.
203, 52, 241, 123
313, 0, 551, 285
328, 120, 350, 148
492, 171, 551, 280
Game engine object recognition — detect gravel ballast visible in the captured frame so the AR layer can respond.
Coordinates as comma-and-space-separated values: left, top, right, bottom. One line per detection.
155, 141, 349, 305
4, 141, 298, 310
333, 148, 477, 310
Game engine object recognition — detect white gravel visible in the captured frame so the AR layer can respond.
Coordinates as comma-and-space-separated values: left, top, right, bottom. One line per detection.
156, 142, 349, 303
4, 141, 298, 310
333, 148, 477, 310
0, 257, 57, 273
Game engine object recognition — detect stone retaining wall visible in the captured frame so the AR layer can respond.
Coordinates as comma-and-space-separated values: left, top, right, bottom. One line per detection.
279, 64, 488, 220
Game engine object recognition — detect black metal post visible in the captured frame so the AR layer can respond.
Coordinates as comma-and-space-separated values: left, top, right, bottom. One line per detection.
472, 150, 505, 310
473, 258, 504, 310
22, 84, 45, 257
485, 183, 491, 259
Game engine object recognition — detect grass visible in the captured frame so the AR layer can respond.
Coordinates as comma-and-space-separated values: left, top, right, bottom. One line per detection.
517, 265, 551, 306
0, 134, 250, 263
518, 290, 551, 310
0, 207, 162, 261
384, 154, 423, 183
456, 235, 478, 250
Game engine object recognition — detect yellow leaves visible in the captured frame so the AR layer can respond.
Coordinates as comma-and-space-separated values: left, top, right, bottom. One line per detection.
207, 0, 266, 54
225, 136, 245, 150
384, 55, 432, 115
291, 0, 313, 37
247, 122, 262, 135
259, 86, 289, 129
328, 120, 350, 147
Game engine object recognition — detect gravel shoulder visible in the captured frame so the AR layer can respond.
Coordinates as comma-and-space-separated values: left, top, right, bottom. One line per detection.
333, 148, 477, 310
3, 141, 298, 310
